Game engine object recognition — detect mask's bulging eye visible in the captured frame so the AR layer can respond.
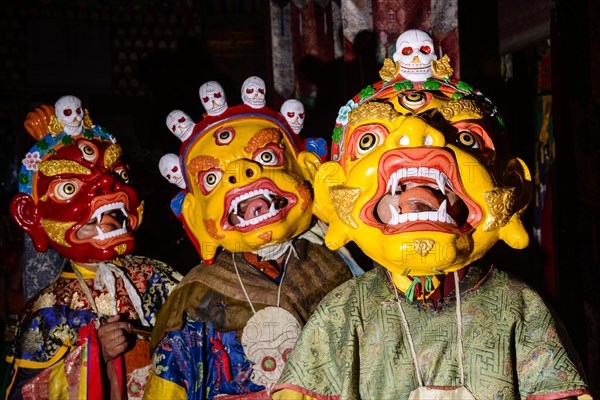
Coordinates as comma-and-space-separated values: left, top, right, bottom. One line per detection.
78, 142, 98, 162
402, 46, 413, 56
349, 124, 388, 161
456, 130, 480, 149
357, 132, 381, 156
401, 92, 427, 109
115, 167, 130, 183
54, 181, 79, 201
254, 147, 282, 167
420, 45, 432, 54
199, 169, 223, 194
214, 128, 235, 145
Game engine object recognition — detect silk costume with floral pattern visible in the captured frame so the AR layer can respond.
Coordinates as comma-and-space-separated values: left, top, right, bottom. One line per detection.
6, 255, 181, 399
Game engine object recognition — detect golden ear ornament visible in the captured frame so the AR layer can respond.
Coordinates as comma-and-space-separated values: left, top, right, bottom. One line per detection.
329, 185, 361, 228
483, 187, 516, 231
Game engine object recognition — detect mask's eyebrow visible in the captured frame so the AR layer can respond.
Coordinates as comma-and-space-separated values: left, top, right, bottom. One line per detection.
188, 155, 220, 177
38, 160, 91, 176
244, 128, 282, 154
348, 102, 400, 126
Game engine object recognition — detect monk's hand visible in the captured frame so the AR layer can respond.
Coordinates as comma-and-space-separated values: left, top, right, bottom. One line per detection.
97, 315, 133, 362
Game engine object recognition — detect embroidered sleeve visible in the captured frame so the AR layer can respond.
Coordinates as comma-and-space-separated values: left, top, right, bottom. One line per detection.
515, 286, 590, 398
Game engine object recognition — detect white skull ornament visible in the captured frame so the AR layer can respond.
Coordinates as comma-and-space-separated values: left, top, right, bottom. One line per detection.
55, 95, 84, 136
166, 110, 195, 142
280, 99, 305, 135
199, 81, 228, 116
241, 76, 266, 109
158, 153, 186, 189
241, 307, 301, 393
392, 29, 438, 82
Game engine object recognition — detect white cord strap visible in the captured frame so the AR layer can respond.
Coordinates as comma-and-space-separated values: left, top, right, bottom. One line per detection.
233, 244, 296, 315
391, 278, 424, 387
453, 271, 466, 386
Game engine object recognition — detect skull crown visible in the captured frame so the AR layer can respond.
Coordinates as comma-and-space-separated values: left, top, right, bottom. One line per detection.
392, 29, 438, 82
54, 95, 84, 136
160, 77, 306, 189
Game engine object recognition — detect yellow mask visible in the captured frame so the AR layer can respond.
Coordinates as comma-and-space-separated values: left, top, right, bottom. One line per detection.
314, 78, 531, 292
180, 108, 321, 263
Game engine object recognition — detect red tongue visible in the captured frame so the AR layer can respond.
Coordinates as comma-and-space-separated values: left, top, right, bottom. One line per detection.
243, 198, 270, 220
397, 186, 441, 213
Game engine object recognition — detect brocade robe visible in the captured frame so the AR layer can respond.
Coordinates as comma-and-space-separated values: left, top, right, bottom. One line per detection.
144, 239, 353, 400
6, 255, 181, 399
272, 265, 591, 400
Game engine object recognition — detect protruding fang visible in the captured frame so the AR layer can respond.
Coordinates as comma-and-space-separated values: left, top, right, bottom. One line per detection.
438, 199, 448, 221
436, 171, 446, 195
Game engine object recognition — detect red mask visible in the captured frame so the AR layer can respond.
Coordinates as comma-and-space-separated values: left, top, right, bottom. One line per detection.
11, 134, 143, 264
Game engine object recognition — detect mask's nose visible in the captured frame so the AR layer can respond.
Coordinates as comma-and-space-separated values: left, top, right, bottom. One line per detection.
387, 115, 445, 148
94, 173, 121, 195
224, 159, 262, 185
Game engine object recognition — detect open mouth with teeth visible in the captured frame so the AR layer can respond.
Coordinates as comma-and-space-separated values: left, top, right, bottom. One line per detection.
362, 149, 482, 234
222, 179, 296, 232
88, 202, 130, 240
75, 193, 137, 243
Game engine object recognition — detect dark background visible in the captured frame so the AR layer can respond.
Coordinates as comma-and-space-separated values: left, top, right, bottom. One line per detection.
0, 0, 598, 391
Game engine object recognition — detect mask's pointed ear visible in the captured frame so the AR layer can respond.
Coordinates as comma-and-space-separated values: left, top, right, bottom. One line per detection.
505, 157, 533, 215
297, 150, 322, 183
10, 193, 49, 252
497, 157, 532, 250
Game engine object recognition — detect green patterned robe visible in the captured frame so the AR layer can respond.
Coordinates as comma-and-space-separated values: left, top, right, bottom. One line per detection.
273, 265, 591, 400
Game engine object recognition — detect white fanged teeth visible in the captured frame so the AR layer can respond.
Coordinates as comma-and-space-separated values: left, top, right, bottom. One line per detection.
228, 189, 283, 227
383, 167, 457, 226
385, 198, 457, 226
91, 202, 129, 240
386, 167, 453, 195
